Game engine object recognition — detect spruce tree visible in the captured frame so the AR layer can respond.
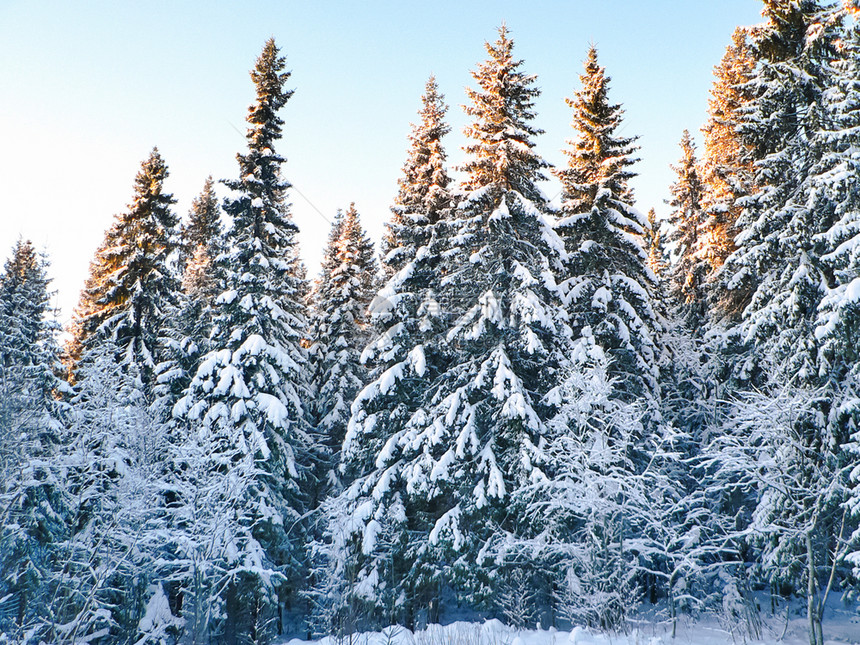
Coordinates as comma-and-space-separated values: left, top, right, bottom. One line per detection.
812, 16, 860, 387
539, 45, 668, 627
312, 75, 457, 635
460, 25, 549, 201
173, 38, 314, 642
666, 130, 708, 313
68, 148, 179, 387
699, 27, 756, 306
554, 44, 659, 406
0, 240, 68, 640
720, 0, 844, 378
331, 25, 572, 625
0, 239, 63, 446
644, 208, 667, 278
382, 75, 452, 277
708, 4, 860, 642
179, 175, 221, 272
156, 178, 224, 413
309, 203, 378, 488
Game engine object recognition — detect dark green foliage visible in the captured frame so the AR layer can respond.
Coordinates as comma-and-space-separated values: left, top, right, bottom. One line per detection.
309, 204, 378, 492
383, 76, 452, 277
666, 130, 708, 313
554, 45, 659, 408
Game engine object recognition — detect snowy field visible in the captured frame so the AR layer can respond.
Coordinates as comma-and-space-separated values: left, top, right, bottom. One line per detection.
282, 611, 860, 645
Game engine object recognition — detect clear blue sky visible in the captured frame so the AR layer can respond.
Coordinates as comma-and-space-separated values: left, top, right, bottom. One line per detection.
0, 1, 765, 325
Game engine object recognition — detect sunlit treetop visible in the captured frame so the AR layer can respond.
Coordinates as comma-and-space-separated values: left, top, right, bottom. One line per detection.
460, 24, 550, 203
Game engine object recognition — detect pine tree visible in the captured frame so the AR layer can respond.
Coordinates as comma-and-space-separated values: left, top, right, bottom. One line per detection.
666, 130, 708, 312
382, 76, 452, 277
309, 204, 378, 489
68, 148, 179, 387
330, 25, 572, 625
173, 39, 314, 642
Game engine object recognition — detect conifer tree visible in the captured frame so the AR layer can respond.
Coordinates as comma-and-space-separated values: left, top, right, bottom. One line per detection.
699, 27, 756, 303
366, 75, 455, 383
554, 44, 659, 405
311, 74, 458, 635
309, 204, 378, 487
538, 44, 668, 626
666, 130, 708, 312
460, 25, 550, 201
382, 76, 452, 277
179, 175, 222, 272
68, 148, 179, 387
156, 178, 224, 413
644, 208, 666, 278
721, 0, 844, 379
0, 240, 68, 640
173, 38, 314, 642
815, 17, 860, 388
0, 240, 63, 445
708, 4, 860, 642
329, 25, 572, 625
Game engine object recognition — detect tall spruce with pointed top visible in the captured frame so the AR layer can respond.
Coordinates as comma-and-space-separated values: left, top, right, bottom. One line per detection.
644, 208, 666, 279
329, 25, 573, 625
554, 45, 660, 406
0, 240, 63, 442
179, 175, 222, 276
173, 38, 315, 643
0, 240, 68, 639
699, 28, 756, 305
311, 75, 457, 635
53, 151, 179, 641
720, 2, 844, 375
460, 25, 550, 201
68, 148, 179, 387
382, 75, 452, 277
666, 130, 708, 312
525, 45, 669, 627
178, 178, 223, 340
309, 204, 378, 488
156, 177, 224, 412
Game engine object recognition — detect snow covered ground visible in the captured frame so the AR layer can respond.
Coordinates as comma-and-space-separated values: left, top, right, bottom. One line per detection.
282, 609, 860, 645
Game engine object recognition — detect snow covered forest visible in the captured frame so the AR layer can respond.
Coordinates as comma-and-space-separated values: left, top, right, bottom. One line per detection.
3, 2, 860, 644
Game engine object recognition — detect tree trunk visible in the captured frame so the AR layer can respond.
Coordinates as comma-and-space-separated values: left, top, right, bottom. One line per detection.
806, 533, 822, 645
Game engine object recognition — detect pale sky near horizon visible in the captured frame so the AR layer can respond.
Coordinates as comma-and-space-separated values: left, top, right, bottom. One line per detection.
0, 1, 765, 327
